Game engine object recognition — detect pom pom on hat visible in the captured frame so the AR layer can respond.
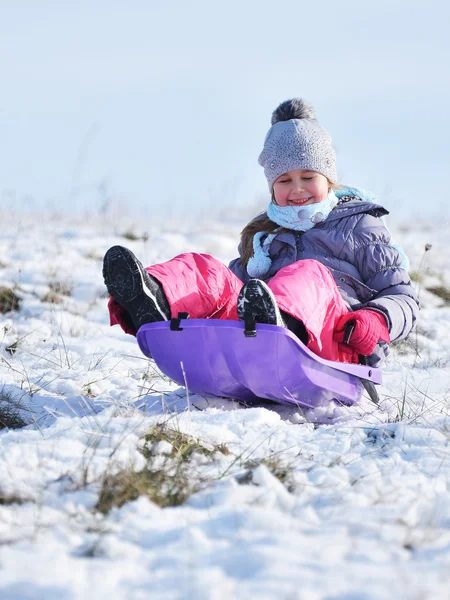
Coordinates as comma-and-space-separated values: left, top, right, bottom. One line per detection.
271, 98, 316, 125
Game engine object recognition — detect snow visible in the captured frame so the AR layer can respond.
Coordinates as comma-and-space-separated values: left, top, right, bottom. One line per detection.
1, 209, 450, 599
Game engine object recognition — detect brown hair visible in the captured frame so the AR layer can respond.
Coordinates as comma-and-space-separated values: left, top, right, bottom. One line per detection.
239, 182, 341, 268
240, 213, 289, 267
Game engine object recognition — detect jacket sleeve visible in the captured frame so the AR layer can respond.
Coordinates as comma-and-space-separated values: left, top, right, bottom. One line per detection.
228, 242, 250, 284
351, 214, 419, 342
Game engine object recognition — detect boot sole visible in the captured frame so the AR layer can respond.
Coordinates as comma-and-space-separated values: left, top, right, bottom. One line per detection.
103, 246, 168, 329
237, 279, 283, 326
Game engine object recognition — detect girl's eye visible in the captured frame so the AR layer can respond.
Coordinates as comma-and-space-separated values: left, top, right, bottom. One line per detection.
302, 177, 313, 181
278, 179, 290, 184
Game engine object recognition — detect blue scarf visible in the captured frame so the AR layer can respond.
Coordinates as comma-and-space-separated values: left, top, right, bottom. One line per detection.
247, 191, 337, 278
267, 190, 338, 231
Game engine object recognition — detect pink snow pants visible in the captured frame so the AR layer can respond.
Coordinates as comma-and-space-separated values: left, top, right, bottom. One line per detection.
108, 253, 359, 363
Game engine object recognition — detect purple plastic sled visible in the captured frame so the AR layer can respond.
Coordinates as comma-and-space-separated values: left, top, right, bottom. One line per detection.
136, 317, 382, 409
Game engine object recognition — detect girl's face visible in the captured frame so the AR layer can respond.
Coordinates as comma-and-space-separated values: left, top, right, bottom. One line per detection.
273, 169, 330, 207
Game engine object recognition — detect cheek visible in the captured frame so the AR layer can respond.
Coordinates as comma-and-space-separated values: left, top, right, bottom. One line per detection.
273, 187, 289, 206
312, 181, 329, 202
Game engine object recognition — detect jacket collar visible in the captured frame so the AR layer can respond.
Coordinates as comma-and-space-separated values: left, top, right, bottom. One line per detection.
269, 199, 389, 247
327, 198, 389, 221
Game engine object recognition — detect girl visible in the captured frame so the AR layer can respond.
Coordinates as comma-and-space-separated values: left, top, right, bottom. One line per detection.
104, 98, 419, 367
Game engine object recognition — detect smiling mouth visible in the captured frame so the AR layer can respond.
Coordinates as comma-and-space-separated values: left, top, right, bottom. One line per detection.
289, 198, 312, 206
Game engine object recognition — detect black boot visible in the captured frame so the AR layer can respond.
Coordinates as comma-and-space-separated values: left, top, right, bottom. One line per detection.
103, 246, 171, 330
237, 279, 286, 327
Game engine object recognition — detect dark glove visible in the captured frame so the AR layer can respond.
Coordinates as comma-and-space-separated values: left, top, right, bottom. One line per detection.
333, 309, 390, 356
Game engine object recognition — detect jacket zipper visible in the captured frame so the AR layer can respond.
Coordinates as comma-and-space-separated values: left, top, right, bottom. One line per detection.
295, 231, 304, 251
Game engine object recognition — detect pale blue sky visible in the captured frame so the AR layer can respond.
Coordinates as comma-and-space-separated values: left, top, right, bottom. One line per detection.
1, 0, 449, 220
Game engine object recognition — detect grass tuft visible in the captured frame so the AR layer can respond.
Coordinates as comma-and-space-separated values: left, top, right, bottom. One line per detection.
41, 291, 64, 304
0, 491, 30, 505
48, 280, 73, 297
95, 424, 230, 514
121, 230, 140, 241
142, 423, 230, 460
0, 287, 20, 313
426, 284, 450, 305
84, 251, 103, 261
409, 270, 425, 284
238, 456, 296, 492
0, 389, 27, 430
95, 467, 192, 513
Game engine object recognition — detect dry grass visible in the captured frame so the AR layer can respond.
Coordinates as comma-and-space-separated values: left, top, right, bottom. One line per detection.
409, 270, 425, 284
426, 284, 450, 305
0, 287, 20, 313
0, 389, 27, 430
95, 467, 192, 513
41, 291, 64, 304
95, 423, 230, 514
238, 456, 296, 492
84, 251, 103, 261
48, 280, 73, 297
0, 491, 30, 505
141, 423, 230, 460
121, 230, 140, 241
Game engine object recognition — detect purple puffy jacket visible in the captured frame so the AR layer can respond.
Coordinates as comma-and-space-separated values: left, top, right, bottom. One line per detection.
228, 198, 419, 365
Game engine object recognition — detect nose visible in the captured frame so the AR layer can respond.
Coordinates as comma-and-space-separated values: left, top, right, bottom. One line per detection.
291, 179, 305, 194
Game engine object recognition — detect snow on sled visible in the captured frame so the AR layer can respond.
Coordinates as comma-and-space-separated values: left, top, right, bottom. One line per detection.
136, 313, 382, 409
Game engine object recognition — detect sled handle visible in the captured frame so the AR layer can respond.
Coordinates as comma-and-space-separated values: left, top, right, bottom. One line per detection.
170, 312, 189, 331
244, 313, 257, 338
343, 321, 355, 345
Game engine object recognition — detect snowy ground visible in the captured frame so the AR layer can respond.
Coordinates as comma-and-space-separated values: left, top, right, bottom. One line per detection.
0, 208, 450, 600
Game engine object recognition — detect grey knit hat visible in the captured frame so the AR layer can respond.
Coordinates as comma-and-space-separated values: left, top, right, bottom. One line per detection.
258, 98, 337, 190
